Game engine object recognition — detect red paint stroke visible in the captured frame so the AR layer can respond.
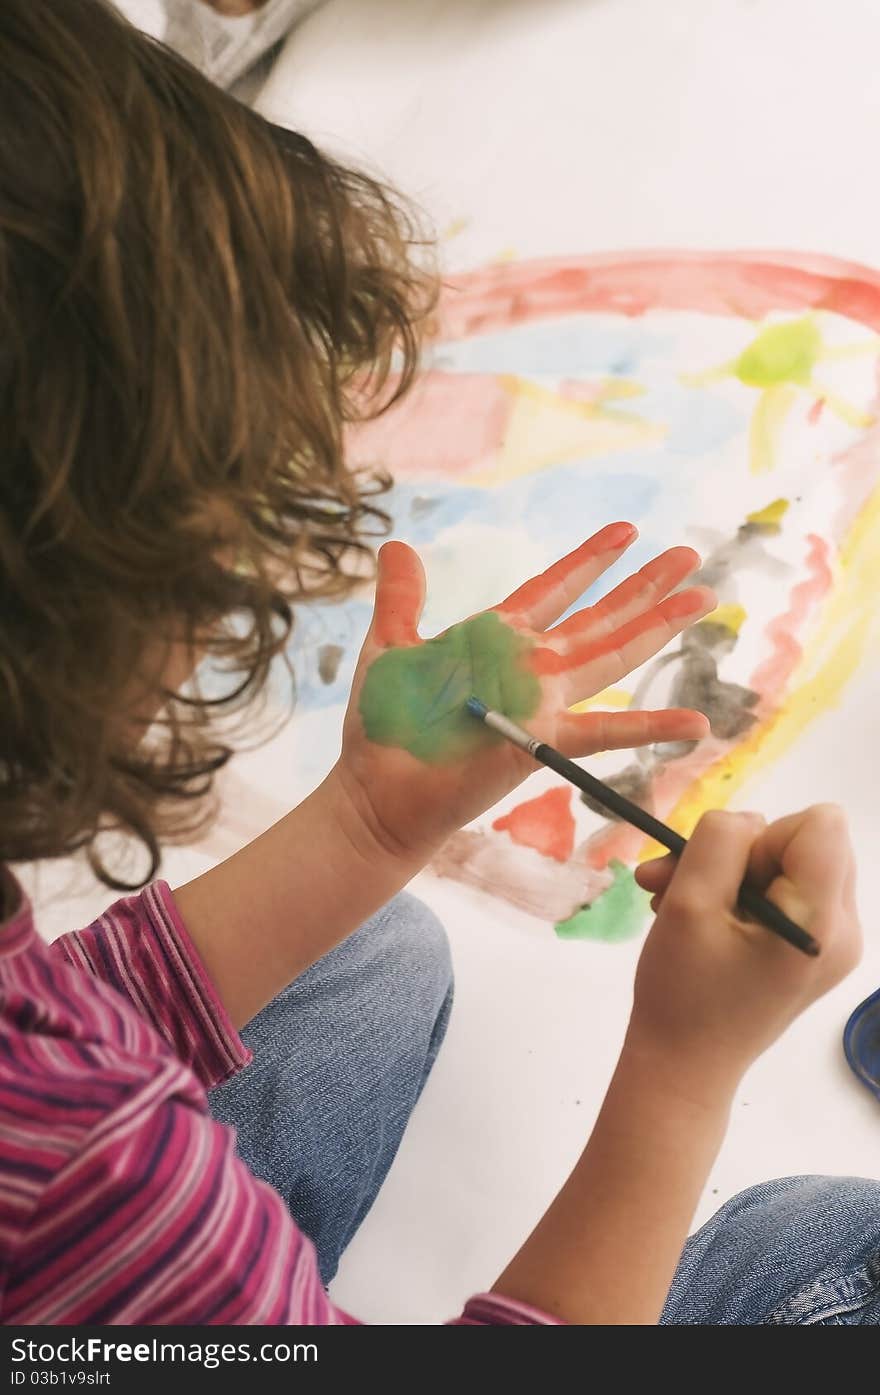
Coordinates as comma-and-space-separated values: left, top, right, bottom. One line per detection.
440, 250, 880, 341
749, 534, 834, 698
493, 786, 576, 862
353, 252, 880, 490
348, 370, 511, 478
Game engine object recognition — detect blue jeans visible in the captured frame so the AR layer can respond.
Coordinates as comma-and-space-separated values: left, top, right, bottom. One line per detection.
210, 894, 880, 1322
209, 892, 453, 1283
662, 1175, 880, 1324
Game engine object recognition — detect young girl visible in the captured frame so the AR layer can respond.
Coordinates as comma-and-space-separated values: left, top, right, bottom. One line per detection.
0, 0, 875, 1326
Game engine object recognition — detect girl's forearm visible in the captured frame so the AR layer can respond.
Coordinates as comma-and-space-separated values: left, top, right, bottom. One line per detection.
493, 1041, 735, 1324
173, 766, 424, 1027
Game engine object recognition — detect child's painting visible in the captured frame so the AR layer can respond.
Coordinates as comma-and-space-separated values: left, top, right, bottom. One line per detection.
208, 249, 880, 946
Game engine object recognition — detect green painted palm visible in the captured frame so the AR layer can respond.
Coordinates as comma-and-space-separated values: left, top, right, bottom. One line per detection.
336, 523, 715, 859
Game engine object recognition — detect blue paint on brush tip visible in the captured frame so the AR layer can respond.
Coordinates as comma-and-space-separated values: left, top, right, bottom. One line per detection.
466, 696, 488, 720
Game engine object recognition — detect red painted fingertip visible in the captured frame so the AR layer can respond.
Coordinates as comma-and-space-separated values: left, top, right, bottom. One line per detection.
664, 587, 714, 619
601, 521, 639, 549
683, 712, 711, 737
669, 545, 702, 572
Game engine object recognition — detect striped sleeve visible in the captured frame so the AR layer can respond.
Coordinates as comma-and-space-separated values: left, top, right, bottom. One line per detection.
4, 1091, 556, 1326
3, 1095, 358, 1324
452, 1295, 563, 1324
50, 882, 249, 1090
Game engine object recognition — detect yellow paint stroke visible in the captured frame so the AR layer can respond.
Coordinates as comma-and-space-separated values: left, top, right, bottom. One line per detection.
822, 336, 880, 361
749, 384, 798, 474
637, 478, 880, 860
704, 603, 747, 635
817, 391, 875, 430
470, 376, 665, 487
441, 216, 469, 241
589, 379, 646, 401
746, 498, 789, 528
684, 315, 880, 474
569, 687, 632, 714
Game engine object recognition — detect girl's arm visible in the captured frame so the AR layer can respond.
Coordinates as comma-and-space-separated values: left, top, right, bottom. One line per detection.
492, 806, 860, 1324
172, 768, 423, 1028
494, 1043, 733, 1325
175, 528, 714, 1027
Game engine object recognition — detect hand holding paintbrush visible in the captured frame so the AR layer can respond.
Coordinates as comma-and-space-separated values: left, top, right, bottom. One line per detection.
494, 801, 861, 1324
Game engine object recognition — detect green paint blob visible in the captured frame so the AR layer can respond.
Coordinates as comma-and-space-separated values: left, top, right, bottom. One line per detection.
554, 860, 649, 944
359, 612, 540, 764
733, 315, 821, 389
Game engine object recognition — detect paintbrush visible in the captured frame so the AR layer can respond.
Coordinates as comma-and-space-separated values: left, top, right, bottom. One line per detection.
466, 696, 820, 958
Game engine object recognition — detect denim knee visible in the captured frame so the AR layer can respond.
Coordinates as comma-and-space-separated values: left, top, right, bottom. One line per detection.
208, 891, 454, 1284
366, 891, 454, 1028
663, 1176, 880, 1324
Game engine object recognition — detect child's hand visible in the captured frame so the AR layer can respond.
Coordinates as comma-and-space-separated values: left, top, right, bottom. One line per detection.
628, 806, 862, 1098
333, 523, 716, 860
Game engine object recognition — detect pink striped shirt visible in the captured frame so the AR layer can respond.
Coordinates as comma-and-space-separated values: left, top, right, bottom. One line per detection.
0, 872, 555, 1325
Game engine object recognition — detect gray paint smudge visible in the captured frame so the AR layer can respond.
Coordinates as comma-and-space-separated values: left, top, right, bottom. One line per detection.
580, 765, 655, 820
581, 507, 782, 819
411, 496, 442, 520
318, 643, 344, 685
692, 515, 789, 591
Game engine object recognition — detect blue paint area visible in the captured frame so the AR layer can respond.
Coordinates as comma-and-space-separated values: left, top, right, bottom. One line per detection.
521, 464, 661, 536
382, 479, 485, 542
282, 599, 374, 711
434, 314, 669, 377
638, 381, 744, 459
265, 307, 753, 716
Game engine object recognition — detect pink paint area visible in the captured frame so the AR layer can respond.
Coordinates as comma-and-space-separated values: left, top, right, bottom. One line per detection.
750, 534, 834, 700
438, 250, 880, 341
433, 827, 613, 920
492, 786, 576, 863
347, 371, 511, 480
583, 737, 733, 872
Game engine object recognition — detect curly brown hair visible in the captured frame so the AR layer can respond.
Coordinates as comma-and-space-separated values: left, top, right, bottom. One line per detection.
0, 0, 434, 889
